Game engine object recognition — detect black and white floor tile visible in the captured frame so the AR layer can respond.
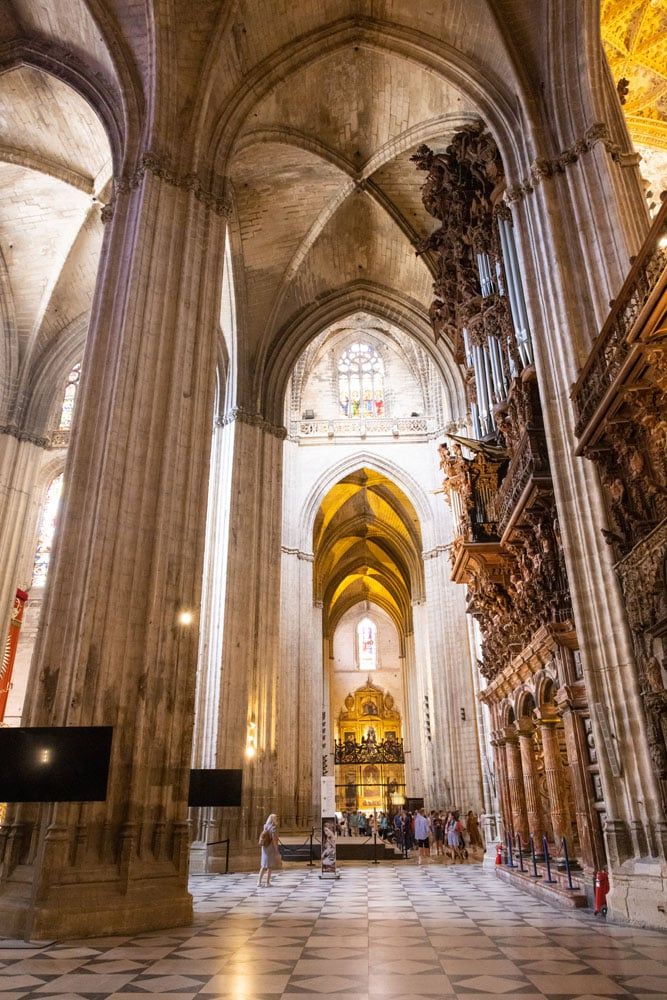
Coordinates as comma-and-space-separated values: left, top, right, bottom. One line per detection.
0, 863, 665, 999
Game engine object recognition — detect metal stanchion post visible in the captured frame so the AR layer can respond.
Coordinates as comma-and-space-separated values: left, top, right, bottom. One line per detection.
308, 827, 315, 867
225, 838, 230, 875
542, 835, 557, 883
562, 837, 574, 890
506, 831, 516, 867
516, 833, 525, 872
372, 831, 379, 865
529, 835, 539, 878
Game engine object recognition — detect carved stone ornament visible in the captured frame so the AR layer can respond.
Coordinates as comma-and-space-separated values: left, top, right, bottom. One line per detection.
104, 151, 232, 222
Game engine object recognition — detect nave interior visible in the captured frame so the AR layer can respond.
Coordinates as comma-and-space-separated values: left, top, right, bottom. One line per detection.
0, 863, 664, 999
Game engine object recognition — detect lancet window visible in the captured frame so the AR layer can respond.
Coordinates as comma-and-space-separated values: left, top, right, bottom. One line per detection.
59, 363, 81, 429
31, 474, 64, 588
338, 343, 384, 417
357, 617, 377, 670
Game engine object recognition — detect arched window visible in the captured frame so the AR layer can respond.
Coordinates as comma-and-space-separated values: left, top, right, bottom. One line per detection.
357, 617, 377, 670
338, 342, 384, 417
59, 363, 81, 429
31, 474, 64, 588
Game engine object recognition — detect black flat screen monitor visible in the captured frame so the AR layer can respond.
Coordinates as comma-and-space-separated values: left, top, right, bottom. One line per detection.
188, 769, 242, 807
0, 726, 112, 802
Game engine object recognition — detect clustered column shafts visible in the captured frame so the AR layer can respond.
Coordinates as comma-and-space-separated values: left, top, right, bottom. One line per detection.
0, 167, 225, 940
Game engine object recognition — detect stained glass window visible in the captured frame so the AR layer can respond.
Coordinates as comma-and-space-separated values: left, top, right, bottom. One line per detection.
338, 343, 384, 417
357, 617, 377, 670
31, 474, 64, 588
59, 363, 81, 429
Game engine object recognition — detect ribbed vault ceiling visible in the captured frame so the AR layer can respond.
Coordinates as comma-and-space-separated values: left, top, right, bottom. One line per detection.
314, 468, 423, 639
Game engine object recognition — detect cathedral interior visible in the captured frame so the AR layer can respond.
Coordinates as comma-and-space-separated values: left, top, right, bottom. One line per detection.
0, 0, 666, 993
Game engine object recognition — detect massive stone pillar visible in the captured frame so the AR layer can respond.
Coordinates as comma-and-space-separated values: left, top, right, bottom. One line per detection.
510, 138, 667, 924
516, 719, 544, 846
504, 728, 529, 844
0, 163, 225, 939
213, 414, 285, 843
278, 544, 321, 829
189, 418, 236, 871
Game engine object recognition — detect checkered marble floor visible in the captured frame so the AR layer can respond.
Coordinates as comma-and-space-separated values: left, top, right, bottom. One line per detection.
0, 862, 665, 999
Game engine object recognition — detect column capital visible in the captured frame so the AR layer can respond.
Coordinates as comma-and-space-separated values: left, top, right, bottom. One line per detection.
515, 716, 535, 737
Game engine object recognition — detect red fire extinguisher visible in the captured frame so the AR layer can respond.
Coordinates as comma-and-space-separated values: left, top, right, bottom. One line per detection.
594, 869, 609, 916
495, 842, 503, 866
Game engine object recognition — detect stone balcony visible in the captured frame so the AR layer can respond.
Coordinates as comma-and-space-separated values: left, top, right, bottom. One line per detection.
290, 415, 432, 443
495, 427, 551, 539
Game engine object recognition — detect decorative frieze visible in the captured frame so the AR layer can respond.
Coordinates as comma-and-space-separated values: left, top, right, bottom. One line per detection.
103, 151, 231, 222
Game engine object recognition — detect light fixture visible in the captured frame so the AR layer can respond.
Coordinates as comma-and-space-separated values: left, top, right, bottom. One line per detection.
245, 720, 257, 760
659, 234, 667, 249
177, 609, 194, 626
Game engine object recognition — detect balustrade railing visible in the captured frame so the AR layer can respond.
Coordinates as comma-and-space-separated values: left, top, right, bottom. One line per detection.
495, 428, 549, 534
572, 199, 667, 436
293, 416, 430, 439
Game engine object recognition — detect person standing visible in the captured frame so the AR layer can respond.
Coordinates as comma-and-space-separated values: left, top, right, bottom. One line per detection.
467, 810, 483, 850
257, 813, 280, 887
414, 808, 430, 865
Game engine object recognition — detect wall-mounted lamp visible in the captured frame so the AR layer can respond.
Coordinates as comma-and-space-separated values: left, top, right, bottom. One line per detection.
245, 720, 257, 760
177, 609, 194, 626
460, 707, 466, 721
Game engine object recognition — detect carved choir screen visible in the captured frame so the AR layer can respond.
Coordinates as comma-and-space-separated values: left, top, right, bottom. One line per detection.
415, 123, 607, 873
334, 680, 405, 814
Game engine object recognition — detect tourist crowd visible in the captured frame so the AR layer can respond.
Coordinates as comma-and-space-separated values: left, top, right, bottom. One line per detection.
335, 808, 484, 862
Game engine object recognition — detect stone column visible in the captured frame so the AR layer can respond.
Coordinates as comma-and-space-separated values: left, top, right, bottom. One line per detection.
537, 712, 571, 853
490, 732, 512, 840
189, 418, 236, 872
558, 684, 606, 871
511, 148, 667, 923
0, 163, 225, 940
504, 728, 529, 844
212, 414, 285, 844
516, 718, 544, 846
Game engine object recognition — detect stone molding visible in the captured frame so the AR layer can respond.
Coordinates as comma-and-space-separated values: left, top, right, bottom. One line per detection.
0, 425, 49, 448
422, 544, 450, 561
103, 151, 231, 222
505, 122, 636, 203
216, 406, 287, 439
281, 546, 314, 562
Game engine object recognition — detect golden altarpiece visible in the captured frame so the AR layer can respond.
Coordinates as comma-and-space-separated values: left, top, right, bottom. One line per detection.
334, 680, 406, 814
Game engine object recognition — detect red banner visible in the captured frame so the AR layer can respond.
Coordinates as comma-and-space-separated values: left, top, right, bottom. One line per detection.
0, 588, 29, 722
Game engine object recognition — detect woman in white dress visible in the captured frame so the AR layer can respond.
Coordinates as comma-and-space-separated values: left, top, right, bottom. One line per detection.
257, 813, 280, 887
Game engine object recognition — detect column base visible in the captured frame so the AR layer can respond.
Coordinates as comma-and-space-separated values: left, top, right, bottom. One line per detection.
607, 858, 667, 930
0, 874, 193, 941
